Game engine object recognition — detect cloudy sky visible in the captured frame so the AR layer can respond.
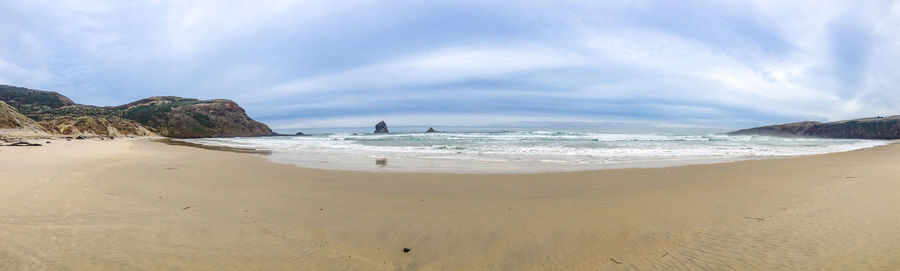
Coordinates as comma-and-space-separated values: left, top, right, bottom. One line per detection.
1, 0, 899, 131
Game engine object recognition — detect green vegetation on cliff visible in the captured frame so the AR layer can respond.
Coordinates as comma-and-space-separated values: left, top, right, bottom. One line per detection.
729, 116, 900, 139
120, 97, 205, 126
0, 85, 74, 108
0, 85, 75, 118
0, 85, 272, 138
117, 96, 271, 138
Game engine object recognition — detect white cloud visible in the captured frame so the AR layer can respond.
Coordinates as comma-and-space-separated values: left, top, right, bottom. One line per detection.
160, 0, 303, 54
4, 0, 900, 128
243, 45, 583, 102
0, 59, 51, 86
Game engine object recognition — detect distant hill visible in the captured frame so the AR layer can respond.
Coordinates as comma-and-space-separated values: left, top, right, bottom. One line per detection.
729, 116, 900, 139
0, 85, 272, 138
0, 85, 74, 110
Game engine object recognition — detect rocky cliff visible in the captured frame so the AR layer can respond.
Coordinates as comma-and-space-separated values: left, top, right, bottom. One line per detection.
728, 116, 900, 139
0, 85, 272, 138
118, 97, 271, 138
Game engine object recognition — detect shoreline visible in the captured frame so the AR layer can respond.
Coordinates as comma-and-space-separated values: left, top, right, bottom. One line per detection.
174, 136, 894, 174
153, 138, 273, 155
2, 138, 900, 269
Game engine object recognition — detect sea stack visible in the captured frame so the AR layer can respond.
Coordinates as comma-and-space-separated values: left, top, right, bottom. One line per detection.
426, 127, 436, 133
374, 121, 389, 133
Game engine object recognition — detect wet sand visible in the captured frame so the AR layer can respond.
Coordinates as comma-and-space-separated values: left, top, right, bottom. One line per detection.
1, 138, 899, 270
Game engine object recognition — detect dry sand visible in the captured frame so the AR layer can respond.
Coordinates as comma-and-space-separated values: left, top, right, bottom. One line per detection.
1, 138, 899, 270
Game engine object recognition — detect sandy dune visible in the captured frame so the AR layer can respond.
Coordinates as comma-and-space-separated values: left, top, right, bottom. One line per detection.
1, 138, 899, 270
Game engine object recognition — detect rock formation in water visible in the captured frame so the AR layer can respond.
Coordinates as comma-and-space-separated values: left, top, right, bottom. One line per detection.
426, 127, 436, 133
374, 121, 389, 134
0, 84, 272, 138
295, 132, 305, 136
729, 116, 900, 139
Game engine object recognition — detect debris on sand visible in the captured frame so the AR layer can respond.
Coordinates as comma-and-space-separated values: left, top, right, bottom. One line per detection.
7, 141, 41, 146
402, 248, 411, 253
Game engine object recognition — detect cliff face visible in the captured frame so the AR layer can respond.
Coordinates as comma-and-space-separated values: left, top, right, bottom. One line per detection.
118, 97, 272, 138
729, 116, 900, 139
0, 85, 272, 138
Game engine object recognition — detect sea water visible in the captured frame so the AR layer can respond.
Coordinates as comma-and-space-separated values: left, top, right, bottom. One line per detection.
186, 131, 888, 173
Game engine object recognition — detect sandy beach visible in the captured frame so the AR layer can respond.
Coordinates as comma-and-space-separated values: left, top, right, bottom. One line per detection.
2, 138, 900, 270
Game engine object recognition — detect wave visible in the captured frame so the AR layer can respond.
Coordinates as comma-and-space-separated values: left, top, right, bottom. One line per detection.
186, 132, 889, 173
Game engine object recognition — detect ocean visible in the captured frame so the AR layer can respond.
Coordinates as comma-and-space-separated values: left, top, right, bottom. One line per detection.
184, 130, 889, 173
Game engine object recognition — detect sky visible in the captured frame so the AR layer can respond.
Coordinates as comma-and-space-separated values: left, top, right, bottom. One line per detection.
1, 0, 899, 131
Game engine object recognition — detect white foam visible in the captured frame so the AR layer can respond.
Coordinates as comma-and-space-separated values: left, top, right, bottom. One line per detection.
186, 132, 889, 173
